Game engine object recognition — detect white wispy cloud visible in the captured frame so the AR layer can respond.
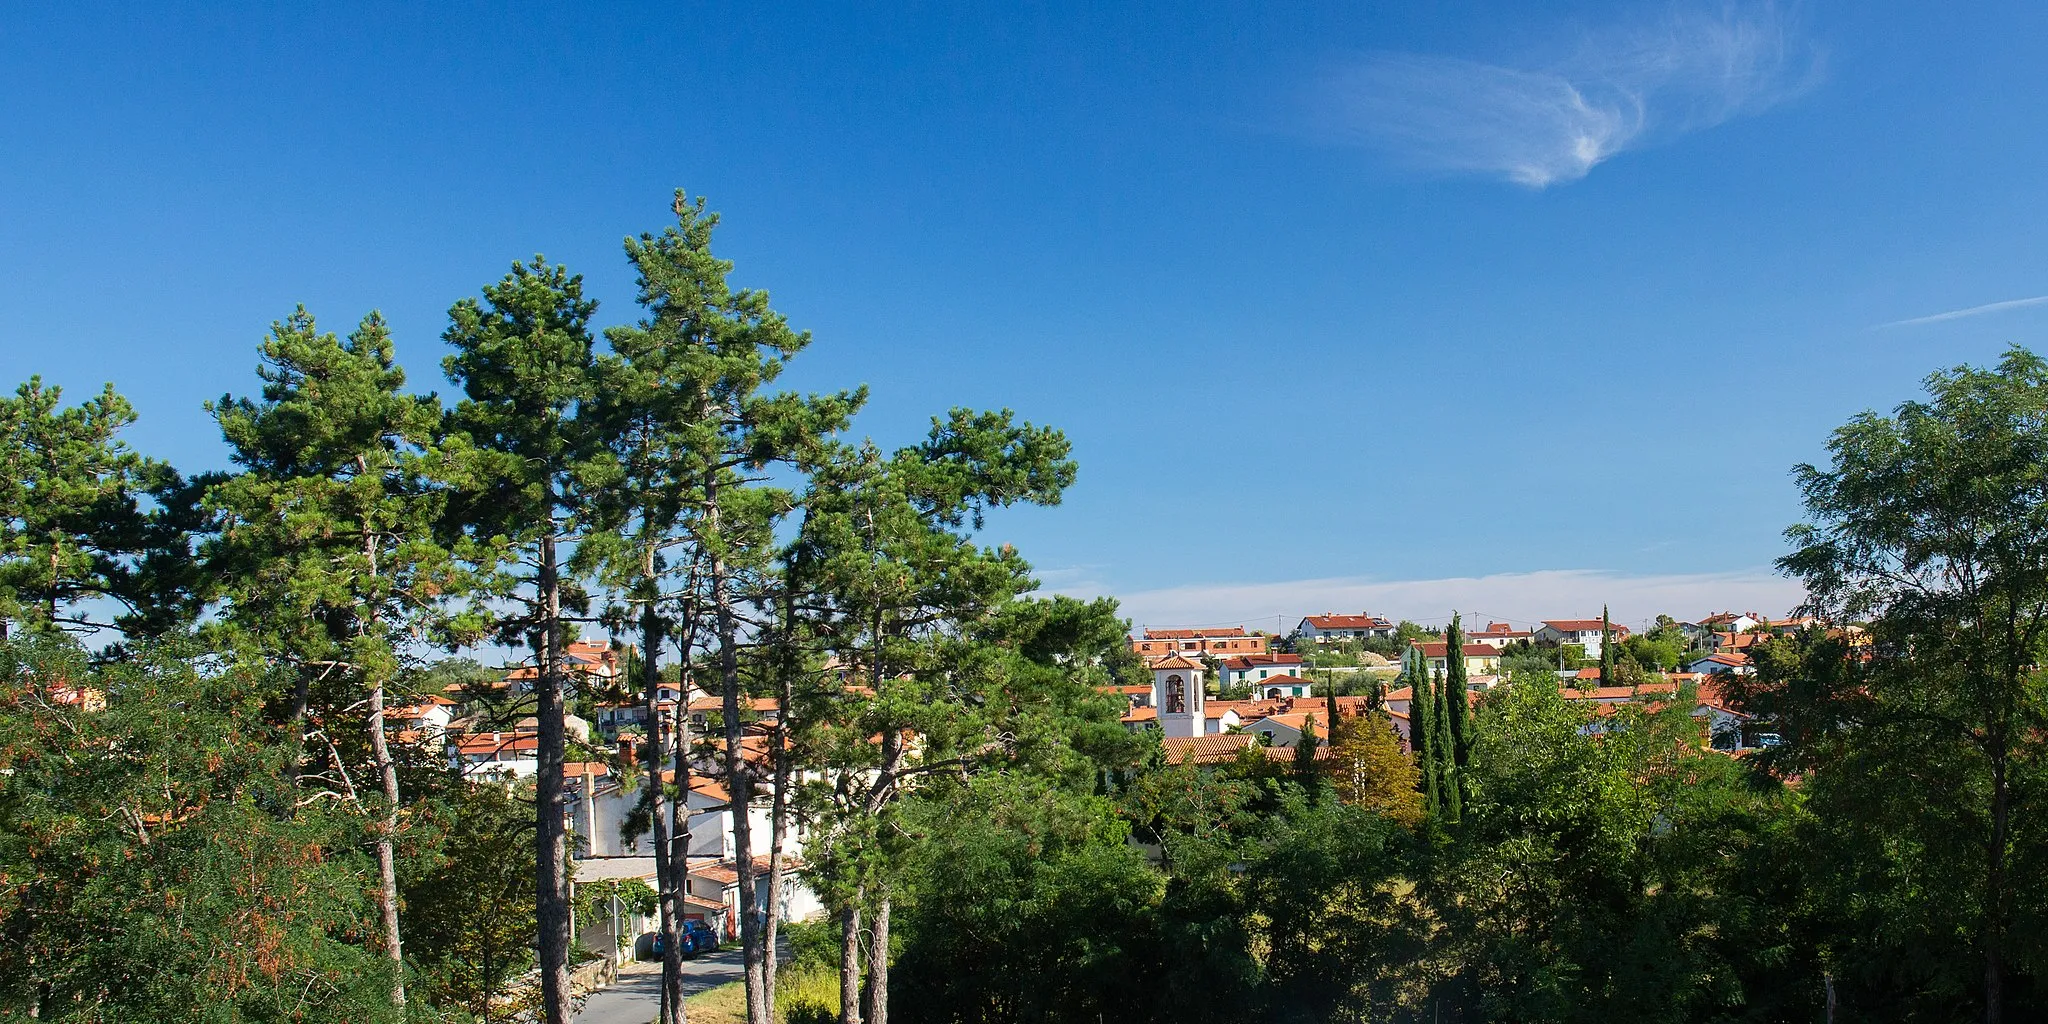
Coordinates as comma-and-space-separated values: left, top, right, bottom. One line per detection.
1877, 294, 2048, 329
1042, 567, 1804, 634
1315, 4, 1821, 187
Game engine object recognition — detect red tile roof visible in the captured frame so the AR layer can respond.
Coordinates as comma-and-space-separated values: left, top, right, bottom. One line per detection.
1696, 652, 1753, 668
1542, 619, 1631, 635
1143, 627, 1247, 640
1253, 673, 1314, 687
1303, 614, 1391, 630
454, 732, 538, 756
1693, 676, 1747, 714
1700, 612, 1760, 626
691, 862, 740, 885
1561, 683, 1676, 702
1253, 711, 1315, 731
1412, 642, 1501, 658
690, 855, 779, 887
686, 696, 782, 713
1161, 733, 1260, 764
1221, 653, 1305, 670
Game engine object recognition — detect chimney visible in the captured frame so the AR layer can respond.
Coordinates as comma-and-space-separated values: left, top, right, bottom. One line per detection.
618, 738, 637, 766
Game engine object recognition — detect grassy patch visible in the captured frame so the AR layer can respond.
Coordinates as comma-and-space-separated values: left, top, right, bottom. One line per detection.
686, 980, 747, 1024
686, 967, 839, 1024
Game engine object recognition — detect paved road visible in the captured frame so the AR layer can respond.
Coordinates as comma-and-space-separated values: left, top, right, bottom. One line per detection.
574, 946, 746, 1024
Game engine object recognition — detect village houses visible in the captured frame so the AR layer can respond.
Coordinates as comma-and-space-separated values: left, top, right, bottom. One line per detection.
1533, 618, 1630, 658
1295, 612, 1396, 643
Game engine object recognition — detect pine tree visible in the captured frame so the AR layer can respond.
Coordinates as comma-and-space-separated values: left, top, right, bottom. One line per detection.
591, 192, 861, 1024
208, 307, 466, 1008
0, 634, 401, 1020
0, 378, 200, 639
796, 411, 1074, 1024
443, 259, 602, 1024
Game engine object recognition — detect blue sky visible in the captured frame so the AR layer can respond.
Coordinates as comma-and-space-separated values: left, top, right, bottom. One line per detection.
5, 1, 2046, 631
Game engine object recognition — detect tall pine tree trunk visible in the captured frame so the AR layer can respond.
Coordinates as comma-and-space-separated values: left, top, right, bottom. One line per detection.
762, 775, 788, 1020
641, 588, 685, 1024
363, 522, 407, 1008
670, 590, 698, 1024
708, 487, 767, 1024
857, 726, 903, 1024
368, 671, 406, 1007
674, 580, 704, 1023
762, 566, 799, 1019
536, 525, 574, 1024
865, 893, 891, 1024
839, 900, 863, 1024
285, 668, 311, 789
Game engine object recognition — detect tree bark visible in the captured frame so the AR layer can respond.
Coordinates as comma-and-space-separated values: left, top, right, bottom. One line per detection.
1984, 738, 2009, 1024
671, 579, 700, 1024
763, 704, 790, 1019
865, 893, 890, 1024
839, 900, 863, 1024
536, 526, 574, 1024
284, 668, 311, 790
762, 568, 799, 1020
367, 668, 406, 1007
641, 591, 686, 1024
708, 484, 768, 1024
360, 479, 406, 1009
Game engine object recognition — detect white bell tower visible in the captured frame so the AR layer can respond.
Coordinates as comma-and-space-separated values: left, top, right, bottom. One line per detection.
1151, 654, 1206, 738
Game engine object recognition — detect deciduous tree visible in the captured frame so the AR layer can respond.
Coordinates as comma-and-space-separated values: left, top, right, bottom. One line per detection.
1763, 346, 2048, 1023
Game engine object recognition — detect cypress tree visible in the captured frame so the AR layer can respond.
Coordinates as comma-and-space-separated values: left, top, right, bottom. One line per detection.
1293, 713, 1321, 789
1600, 604, 1614, 688
1432, 667, 1460, 823
1408, 644, 1439, 815
1444, 613, 1474, 807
